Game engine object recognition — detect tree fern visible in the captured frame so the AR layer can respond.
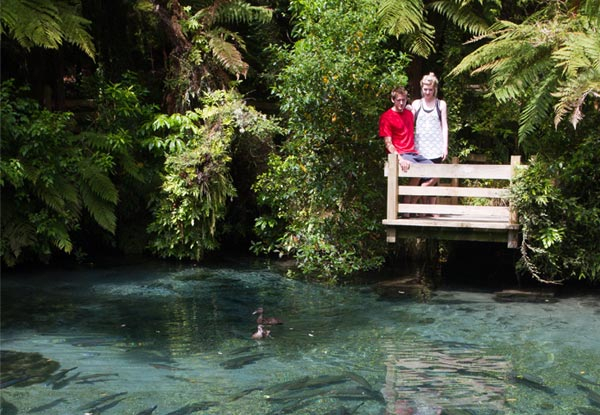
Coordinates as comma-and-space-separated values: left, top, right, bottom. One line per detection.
207, 29, 249, 77
429, 0, 490, 36
210, 0, 273, 26
377, 0, 495, 58
77, 158, 118, 233
1, 0, 95, 59
451, 1, 600, 139
79, 181, 117, 234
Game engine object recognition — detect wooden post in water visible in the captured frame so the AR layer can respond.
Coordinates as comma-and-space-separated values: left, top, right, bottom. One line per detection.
386, 154, 399, 243
508, 155, 521, 248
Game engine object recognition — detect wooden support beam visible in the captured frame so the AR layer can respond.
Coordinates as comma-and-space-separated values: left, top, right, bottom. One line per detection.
386, 154, 398, 243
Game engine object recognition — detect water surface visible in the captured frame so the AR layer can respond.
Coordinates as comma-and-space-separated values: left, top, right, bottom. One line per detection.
1, 259, 599, 414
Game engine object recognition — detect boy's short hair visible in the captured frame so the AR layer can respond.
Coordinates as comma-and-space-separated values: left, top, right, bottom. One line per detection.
390, 86, 408, 101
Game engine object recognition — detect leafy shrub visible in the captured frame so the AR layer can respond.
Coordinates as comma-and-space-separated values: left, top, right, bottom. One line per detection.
252, 0, 408, 281
146, 90, 281, 260
512, 134, 600, 283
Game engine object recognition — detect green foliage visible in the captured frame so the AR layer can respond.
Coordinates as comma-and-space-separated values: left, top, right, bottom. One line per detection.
512, 133, 600, 283
378, 0, 496, 57
0, 0, 95, 59
252, 0, 406, 281
0, 81, 116, 265
147, 90, 281, 261
0, 74, 160, 265
450, 0, 600, 141
150, 0, 273, 111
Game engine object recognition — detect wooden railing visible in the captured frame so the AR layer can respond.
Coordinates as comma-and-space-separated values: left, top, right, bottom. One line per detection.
383, 154, 525, 248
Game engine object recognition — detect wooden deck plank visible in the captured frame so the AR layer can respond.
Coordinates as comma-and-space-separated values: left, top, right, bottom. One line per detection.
385, 162, 514, 180
398, 186, 509, 198
383, 216, 519, 230
397, 203, 510, 218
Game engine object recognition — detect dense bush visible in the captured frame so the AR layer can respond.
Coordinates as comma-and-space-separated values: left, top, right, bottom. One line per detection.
146, 90, 282, 260
252, 0, 409, 281
512, 130, 600, 283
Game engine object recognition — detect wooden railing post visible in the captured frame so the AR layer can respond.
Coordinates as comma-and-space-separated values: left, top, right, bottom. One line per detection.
386, 154, 399, 243
450, 156, 459, 205
507, 155, 521, 248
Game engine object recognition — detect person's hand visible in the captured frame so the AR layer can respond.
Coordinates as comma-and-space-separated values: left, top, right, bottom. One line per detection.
399, 156, 411, 172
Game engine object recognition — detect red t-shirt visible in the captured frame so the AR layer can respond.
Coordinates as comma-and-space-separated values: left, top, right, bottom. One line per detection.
379, 108, 416, 154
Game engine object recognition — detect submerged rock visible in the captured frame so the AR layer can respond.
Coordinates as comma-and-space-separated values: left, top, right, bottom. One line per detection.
0, 350, 60, 387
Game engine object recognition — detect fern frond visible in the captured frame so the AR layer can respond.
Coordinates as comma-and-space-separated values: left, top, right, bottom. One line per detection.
214, 1, 273, 25
1, 0, 95, 58
518, 74, 558, 139
377, 0, 425, 37
79, 159, 118, 204
404, 24, 436, 58
429, 0, 490, 36
48, 219, 73, 253
56, 1, 96, 60
207, 32, 249, 77
79, 181, 117, 234
1, 217, 37, 264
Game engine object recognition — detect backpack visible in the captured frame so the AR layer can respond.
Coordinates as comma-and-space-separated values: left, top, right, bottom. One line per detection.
414, 99, 441, 123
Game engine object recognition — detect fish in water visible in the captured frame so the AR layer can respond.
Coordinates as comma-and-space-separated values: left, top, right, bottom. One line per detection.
577, 384, 600, 407
28, 398, 68, 413
509, 371, 555, 395
578, 407, 600, 415
342, 371, 372, 390
572, 372, 600, 387
51, 371, 81, 390
77, 392, 128, 411
251, 324, 271, 340
150, 363, 185, 371
0, 375, 32, 389
87, 397, 127, 414
264, 376, 311, 395
45, 366, 78, 386
253, 307, 283, 325
135, 404, 158, 415
227, 387, 263, 402
77, 373, 120, 381
220, 353, 266, 369
163, 401, 218, 415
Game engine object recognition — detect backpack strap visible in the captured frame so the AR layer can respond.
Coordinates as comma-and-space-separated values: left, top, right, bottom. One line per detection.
414, 99, 421, 123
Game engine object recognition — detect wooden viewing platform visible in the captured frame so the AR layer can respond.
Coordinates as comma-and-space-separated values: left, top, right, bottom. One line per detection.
383, 154, 525, 248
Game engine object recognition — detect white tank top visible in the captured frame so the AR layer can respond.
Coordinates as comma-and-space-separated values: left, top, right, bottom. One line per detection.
414, 100, 443, 159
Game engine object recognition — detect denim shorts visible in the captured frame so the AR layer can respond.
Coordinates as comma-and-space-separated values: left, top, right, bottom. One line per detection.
400, 152, 433, 165
400, 153, 433, 181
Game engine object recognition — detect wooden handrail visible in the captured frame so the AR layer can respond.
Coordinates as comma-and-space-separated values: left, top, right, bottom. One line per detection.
383, 154, 525, 248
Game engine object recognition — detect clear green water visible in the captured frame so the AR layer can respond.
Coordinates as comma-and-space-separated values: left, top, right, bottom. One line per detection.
1, 259, 599, 415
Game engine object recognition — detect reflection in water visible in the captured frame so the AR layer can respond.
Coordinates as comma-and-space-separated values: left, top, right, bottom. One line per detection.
0, 259, 599, 414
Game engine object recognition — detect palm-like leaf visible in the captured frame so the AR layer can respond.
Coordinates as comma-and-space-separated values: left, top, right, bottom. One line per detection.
79, 159, 118, 233
1, 0, 95, 59
378, 0, 494, 58
207, 30, 249, 77
378, 0, 425, 37
429, 0, 490, 36
212, 1, 272, 25
451, 1, 600, 138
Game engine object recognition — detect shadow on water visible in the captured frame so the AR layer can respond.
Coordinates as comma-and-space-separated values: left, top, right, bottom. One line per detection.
1, 257, 600, 414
